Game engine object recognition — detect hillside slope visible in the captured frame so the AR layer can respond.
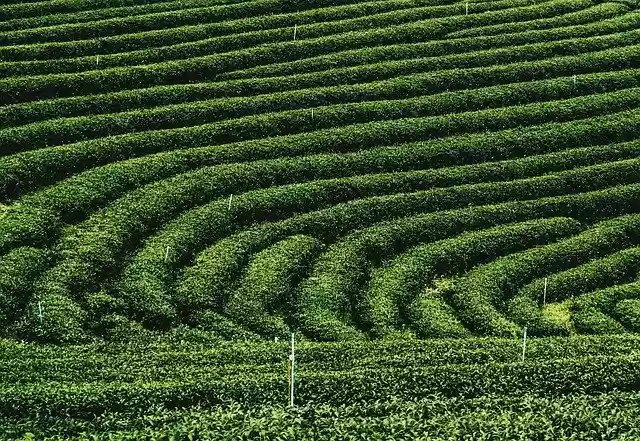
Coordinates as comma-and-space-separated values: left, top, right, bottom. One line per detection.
0, 0, 639, 343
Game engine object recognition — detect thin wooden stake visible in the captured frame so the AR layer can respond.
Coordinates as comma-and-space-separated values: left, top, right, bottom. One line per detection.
287, 354, 291, 401
289, 332, 295, 407
465, 2, 469, 15
37, 302, 44, 324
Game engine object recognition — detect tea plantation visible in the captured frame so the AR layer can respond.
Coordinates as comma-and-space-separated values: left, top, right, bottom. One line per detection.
1, 0, 640, 438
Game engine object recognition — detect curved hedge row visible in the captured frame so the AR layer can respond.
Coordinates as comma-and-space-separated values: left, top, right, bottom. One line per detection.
0, 0, 620, 104
0, 0, 387, 46
0, 247, 51, 330
2, 87, 639, 204
614, 298, 640, 330
0, 0, 330, 33
2, 0, 640, 345
225, 235, 324, 338
2, 0, 608, 78
293, 160, 640, 340
0, 0, 480, 62
0, 0, 527, 69
5, 64, 640, 157
508, 246, 640, 335
108, 155, 640, 329
0, 116, 631, 315
5, 13, 639, 126
8, 1, 640, 437
0, 0, 196, 22
368, 220, 586, 338
448, 214, 640, 337
446, 0, 628, 38
179, 182, 640, 340
221, 8, 639, 80
571, 280, 640, 333
8, 107, 639, 228
342, 218, 583, 339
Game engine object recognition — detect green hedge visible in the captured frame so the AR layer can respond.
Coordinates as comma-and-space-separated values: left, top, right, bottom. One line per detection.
14, 292, 89, 343
368, 219, 585, 338
447, 0, 629, 38
0, 247, 51, 329
179, 182, 640, 340
5, 65, 640, 158
3, 87, 640, 203
112, 153, 634, 316
0, 206, 60, 254
614, 299, 640, 331
0, 0, 511, 66
17, 158, 640, 337
520, 247, 640, 302
2, 334, 640, 382
0, 0, 384, 46
2, 353, 640, 417
572, 306, 628, 334
6, 13, 638, 126
9, 109, 639, 248
301, 217, 583, 340
508, 247, 640, 335
6, 55, 640, 167
0, 0, 187, 22
0, 0, 581, 77
186, 309, 261, 341
94, 134, 640, 296
10, 391, 640, 440
223, 8, 638, 80
0, 0, 615, 104
572, 281, 640, 333
296, 162, 640, 340
450, 214, 640, 337
116, 155, 613, 328
0, 0, 250, 33
226, 235, 324, 338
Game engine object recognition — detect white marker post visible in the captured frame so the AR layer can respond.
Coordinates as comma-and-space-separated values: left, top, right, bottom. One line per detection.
96, 54, 100, 67
293, 24, 297, 41
311, 109, 314, 120
465, 2, 469, 15
573, 75, 577, 86
543, 277, 548, 306
289, 332, 295, 407
521, 326, 527, 362
164, 245, 170, 263
37, 302, 44, 325
228, 194, 233, 211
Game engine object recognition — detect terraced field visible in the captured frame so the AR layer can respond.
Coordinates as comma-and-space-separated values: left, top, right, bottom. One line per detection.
2, 0, 640, 344
2, 0, 640, 437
